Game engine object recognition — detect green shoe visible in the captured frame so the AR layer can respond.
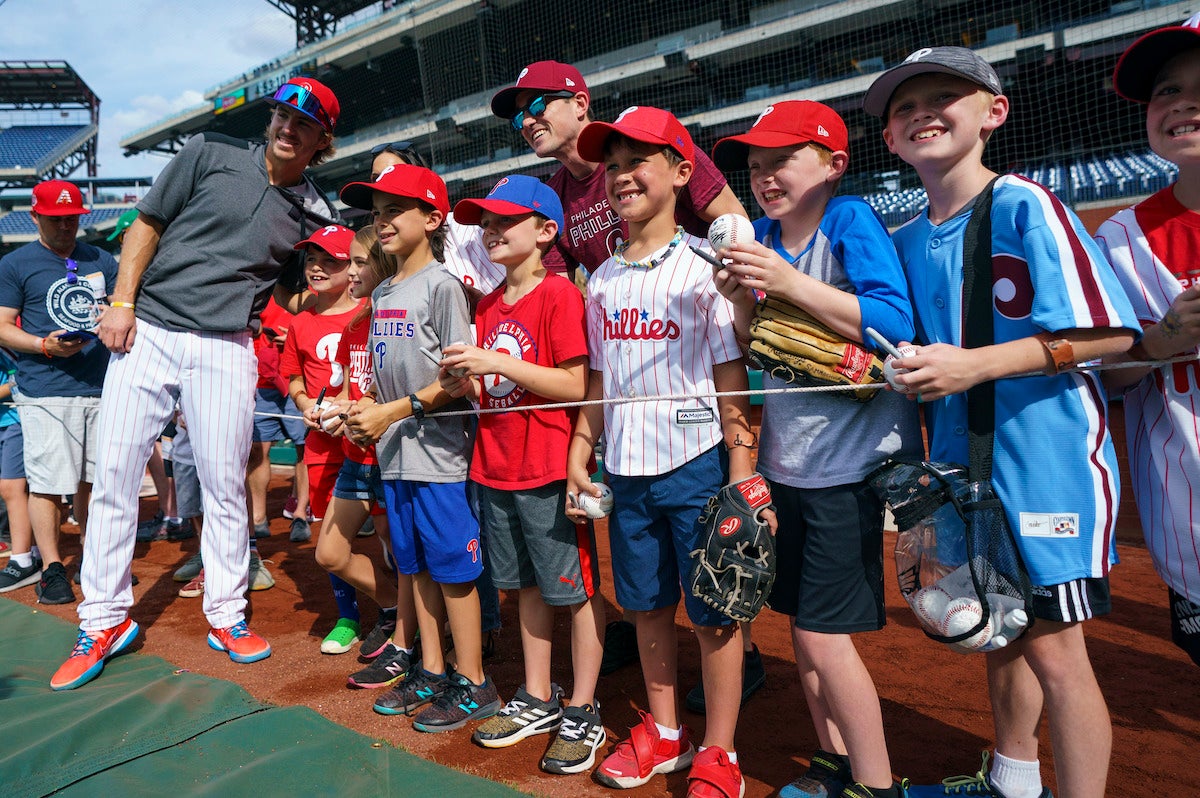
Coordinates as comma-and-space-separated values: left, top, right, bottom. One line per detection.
321, 618, 361, 654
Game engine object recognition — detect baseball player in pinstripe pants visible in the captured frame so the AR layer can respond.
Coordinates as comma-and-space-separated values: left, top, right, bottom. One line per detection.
51, 78, 342, 691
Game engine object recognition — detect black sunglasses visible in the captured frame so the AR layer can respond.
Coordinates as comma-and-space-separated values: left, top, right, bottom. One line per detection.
371, 141, 416, 157
510, 91, 576, 131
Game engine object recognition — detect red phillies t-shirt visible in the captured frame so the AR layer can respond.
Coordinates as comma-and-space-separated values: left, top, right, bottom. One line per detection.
280, 304, 361, 464
255, 297, 293, 392
469, 274, 588, 490
542, 149, 728, 274
335, 312, 378, 465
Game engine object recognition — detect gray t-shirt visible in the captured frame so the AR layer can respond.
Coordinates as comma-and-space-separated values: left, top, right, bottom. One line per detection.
369, 261, 474, 482
135, 133, 338, 332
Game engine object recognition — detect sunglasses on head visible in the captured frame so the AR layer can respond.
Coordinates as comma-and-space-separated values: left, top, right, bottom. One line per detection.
510, 91, 576, 131
65, 258, 78, 285
271, 83, 333, 132
370, 141, 416, 157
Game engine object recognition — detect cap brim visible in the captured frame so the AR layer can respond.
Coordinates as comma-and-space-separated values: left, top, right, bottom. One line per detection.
35, 208, 88, 217
339, 182, 376, 210
712, 131, 814, 170
266, 98, 329, 131
452, 198, 538, 226
864, 62, 993, 117
490, 86, 525, 119
106, 227, 125, 241
1114, 28, 1200, 102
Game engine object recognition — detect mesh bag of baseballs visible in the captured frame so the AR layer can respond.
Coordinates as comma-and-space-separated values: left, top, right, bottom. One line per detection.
868, 460, 1033, 653
748, 298, 886, 402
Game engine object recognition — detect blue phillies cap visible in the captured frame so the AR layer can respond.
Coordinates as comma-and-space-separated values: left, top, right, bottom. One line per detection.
453, 174, 564, 230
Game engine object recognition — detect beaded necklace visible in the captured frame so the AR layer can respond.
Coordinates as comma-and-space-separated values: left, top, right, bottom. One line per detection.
613, 226, 684, 270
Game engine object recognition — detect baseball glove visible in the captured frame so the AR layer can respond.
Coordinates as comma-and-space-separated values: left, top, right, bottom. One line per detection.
749, 298, 885, 402
689, 473, 776, 623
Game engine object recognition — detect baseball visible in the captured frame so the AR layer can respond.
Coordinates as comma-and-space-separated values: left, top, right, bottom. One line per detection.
913, 584, 953, 633
883, 345, 918, 392
941, 597, 992, 649
315, 401, 339, 433
574, 483, 614, 519
707, 213, 755, 253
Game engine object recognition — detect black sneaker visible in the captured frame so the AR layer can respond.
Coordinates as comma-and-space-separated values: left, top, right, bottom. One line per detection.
685, 643, 766, 713
472, 684, 563, 748
165, 520, 195, 541
541, 702, 607, 775
135, 511, 166, 542
360, 608, 398, 660
347, 643, 412, 689
780, 749, 853, 798
0, 556, 42, 592
412, 672, 501, 732
289, 518, 311, 543
599, 620, 639, 675
373, 664, 451, 716
35, 562, 76, 605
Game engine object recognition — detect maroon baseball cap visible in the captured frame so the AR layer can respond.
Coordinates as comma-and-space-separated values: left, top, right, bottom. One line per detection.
577, 105, 695, 163
490, 60, 588, 119
293, 224, 355, 260
267, 77, 340, 133
1114, 13, 1200, 103
31, 180, 88, 216
712, 101, 849, 170
340, 163, 450, 218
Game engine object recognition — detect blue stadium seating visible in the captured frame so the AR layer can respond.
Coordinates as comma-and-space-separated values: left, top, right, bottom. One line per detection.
0, 125, 90, 170
0, 207, 131, 237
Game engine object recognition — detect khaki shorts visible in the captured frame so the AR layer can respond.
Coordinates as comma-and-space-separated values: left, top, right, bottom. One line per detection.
16, 396, 101, 494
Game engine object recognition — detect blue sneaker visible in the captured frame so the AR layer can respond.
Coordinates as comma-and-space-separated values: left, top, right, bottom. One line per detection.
781, 749, 853, 798
905, 753, 1053, 797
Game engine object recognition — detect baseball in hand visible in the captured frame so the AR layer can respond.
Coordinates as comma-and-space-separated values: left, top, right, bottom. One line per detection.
574, 483, 614, 519
707, 214, 755, 253
913, 584, 953, 632
316, 401, 339, 432
883, 345, 918, 392
942, 597, 992, 649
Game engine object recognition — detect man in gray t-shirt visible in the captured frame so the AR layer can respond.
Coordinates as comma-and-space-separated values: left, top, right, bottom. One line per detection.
52, 78, 342, 692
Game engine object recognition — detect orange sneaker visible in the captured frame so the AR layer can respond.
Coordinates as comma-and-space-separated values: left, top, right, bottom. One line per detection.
595, 711, 694, 789
687, 746, 745, 798
207, 620, 271, 663
50, 618, 140, 691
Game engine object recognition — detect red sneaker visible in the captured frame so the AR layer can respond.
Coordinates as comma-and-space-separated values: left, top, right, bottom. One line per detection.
50, 618, 140, 691
687, 746, 745, 798
0, 540, 10, 558
207, 620, 271, 663
282, 495, 299, 520
595, 711, 694, 789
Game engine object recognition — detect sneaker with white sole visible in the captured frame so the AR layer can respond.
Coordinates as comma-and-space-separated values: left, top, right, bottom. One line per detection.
248, 550, 275, 591
321, 618, 361, 654
178, 569, 205, 598
0, 556, 42, 592
541, 701, 607, 775
348, 643, 413, 689
50, 618, 140, 691
207, 620, 271, 663
596, 711, 694, 789
472, 684, 563, 748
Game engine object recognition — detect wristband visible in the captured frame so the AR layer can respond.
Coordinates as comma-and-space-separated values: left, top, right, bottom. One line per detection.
408, 393, 425, 420
1035, 332, 1074, 375
39, 337, 52, 358
111, 301, 136, 310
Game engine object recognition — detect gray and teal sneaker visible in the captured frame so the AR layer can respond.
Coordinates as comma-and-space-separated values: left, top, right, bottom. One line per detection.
411, 673, 501, 732
373, 664, 451, 716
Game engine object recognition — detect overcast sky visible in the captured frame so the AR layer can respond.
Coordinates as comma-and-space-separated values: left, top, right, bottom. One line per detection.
0, 0, 296, 179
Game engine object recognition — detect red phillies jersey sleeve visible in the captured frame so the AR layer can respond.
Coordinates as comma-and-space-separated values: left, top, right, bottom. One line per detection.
280, 305, 361, 464
336, 314, 378, 465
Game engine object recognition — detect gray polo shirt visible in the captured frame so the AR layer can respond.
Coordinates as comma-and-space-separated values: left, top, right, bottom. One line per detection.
135, 133, 337, 332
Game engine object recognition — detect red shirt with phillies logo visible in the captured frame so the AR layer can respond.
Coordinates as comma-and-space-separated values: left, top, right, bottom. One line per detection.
469, 273, 588, 489
280, 304, 361, 464
335, 313, 378, 466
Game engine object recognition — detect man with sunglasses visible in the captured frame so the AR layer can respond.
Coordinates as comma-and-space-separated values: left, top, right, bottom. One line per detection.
490, 60, 748, 276
50, 78, 342, 691
0, 180, 118, 606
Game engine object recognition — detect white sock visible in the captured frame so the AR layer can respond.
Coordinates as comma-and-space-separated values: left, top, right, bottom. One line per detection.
655, 721, 681, 741
696, 746, 738, 763
167, 516, 182, 524
990, 751, 1043, 798
12, 552, 33, 568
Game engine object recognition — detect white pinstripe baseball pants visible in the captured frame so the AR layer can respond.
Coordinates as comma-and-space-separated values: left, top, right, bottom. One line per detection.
80, 320, 255, 631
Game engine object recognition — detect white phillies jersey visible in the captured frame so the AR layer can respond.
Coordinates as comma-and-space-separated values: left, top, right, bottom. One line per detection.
1097, 188, 1200, 604
442, 215, 506, 295
586, 231, 741, 477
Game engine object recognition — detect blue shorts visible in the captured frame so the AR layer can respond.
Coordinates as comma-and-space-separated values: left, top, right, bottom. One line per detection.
253, 388, 307, 443
0, 423, 24, 480
334, 458, 386, 505
384, 479, 482, 584
607, 445, 732, 627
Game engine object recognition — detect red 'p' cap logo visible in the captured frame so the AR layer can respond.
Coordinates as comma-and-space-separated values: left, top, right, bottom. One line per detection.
719, 517, 742, 537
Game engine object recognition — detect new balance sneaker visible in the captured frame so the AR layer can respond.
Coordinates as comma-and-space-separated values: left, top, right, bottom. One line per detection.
359, 608, 398, 659
781, 750, 854, 798
472, 684, 563, 748
248, 550, 275, 591
595, 711, 694, 789
173, 552, 204, 583
253, 521, 271, 539
207, 620, 271, 663
178, 569, 205, 598
348, 643, 413, 688
599, 619, 639, 675
685, 643, 766, 714
905, 753, 1050, 797
135, 511, 166, 542
36, 562, 76, 605
50, 618, 140, 691
321, 618, 361, 654
289, 517, 311, 543
412, 672, 501, 732
165, 519, 195, 541
373, 664, 452, 715
0, 556, 42, 592
687, 746, 744, 798
541, 702, 607, 775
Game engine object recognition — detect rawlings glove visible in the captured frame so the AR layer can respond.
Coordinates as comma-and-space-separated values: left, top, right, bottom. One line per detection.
689, 473, 776, 622
749, 298, 885, 402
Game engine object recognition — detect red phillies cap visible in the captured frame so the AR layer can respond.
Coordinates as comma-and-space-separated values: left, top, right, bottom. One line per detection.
490, 60, 588, 118
31, 180, 88, 216
1114, 12, 1200, 102
340, 163, 450, 218
577, 105, 695, 163
712, 101, 849, 170
267, 77, 340, 132
293, 224, 354, 260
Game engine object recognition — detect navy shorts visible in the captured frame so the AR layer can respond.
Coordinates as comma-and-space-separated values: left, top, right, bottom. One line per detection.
0, 423, 24, 480
765, 478, 886, 633
384, 479, 482, 584
1028, 576, 1111, 622
1169, 587, 1200, 668
607, 445, 732, 627
253, 388, 307, 443
333, 458, 386, 505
